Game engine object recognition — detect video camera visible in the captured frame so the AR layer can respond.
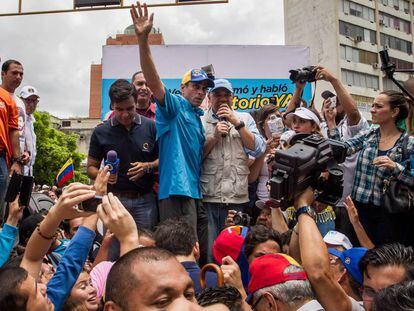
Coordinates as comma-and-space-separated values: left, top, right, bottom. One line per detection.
269, 134, 347, 210
289, 66, 317, 84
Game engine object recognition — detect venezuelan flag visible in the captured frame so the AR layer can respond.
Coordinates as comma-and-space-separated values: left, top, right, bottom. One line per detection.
55, 158, 74, 187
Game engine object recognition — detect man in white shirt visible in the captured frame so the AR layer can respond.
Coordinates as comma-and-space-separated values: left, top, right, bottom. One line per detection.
19, 86, 39, 176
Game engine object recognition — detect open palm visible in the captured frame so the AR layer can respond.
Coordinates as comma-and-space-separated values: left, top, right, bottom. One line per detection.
130, 2, 154, 37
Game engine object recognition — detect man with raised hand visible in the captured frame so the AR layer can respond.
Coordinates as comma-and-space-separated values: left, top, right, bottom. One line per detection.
130, 2, 214, 235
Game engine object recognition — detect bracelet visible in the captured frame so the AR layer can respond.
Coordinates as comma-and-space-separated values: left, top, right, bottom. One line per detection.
36, 225, 55, 240
145, 163, 154, 173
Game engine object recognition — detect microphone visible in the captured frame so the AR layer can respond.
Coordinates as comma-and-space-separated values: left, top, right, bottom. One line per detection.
104, 150, 120, 184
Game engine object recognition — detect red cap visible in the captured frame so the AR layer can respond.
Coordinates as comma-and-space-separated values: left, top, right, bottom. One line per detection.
248, 254, 308, 294
213, 226, 246, 264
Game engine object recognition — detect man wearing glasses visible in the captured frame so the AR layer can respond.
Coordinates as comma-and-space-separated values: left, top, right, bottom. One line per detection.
19, 86, 39, 176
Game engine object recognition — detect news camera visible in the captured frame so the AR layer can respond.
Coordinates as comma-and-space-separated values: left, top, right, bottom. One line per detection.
289, 66, 317, 84
269, 134, 347, 210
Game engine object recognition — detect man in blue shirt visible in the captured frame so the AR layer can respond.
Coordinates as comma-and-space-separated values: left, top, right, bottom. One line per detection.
130, 3, 213, 235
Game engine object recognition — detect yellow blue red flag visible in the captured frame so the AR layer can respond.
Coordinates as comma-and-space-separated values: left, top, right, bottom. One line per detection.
55, 158, 74, 187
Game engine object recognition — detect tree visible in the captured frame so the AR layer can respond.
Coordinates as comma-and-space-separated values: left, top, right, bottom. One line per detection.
33, 111, 89, 186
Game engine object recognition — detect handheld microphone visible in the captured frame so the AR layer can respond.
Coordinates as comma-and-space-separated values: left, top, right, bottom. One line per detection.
104, 150, 120, 184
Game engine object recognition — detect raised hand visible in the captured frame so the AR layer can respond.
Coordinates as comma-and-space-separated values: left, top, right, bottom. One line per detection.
344, 196, 359, 225
130, 2, 154, 39
53, 182, 96, 220
93, 165, 110, 196
97, 193, 138, 242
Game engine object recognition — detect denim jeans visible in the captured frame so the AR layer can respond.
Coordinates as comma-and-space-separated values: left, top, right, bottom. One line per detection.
0, 157, 8, 220
204, 202, 247, 263
118, 192, 158, 231
108, 192, 158, 261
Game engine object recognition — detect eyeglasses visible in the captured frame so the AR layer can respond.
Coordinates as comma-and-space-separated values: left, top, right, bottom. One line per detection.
251, 295, 264, 310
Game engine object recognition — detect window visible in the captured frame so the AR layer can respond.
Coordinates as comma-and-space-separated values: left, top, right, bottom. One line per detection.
389, 57, 413, 69
380, 33, 412, 54
342, 69, 379, 89
340, 45, 378, 65
62, 121, 71, 127
339, 21, 376, 43
340, 0, 375, 21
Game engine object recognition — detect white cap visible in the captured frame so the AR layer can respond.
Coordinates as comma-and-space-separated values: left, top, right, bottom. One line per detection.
41, 184, 50, 190
323, 230, 353, 250
286, 107, 320, 126
20, 86, 39, 99
255, 199, 280, 209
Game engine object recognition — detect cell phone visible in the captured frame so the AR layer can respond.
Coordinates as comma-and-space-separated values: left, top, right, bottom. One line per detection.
329, 96, 337, 109
81, 195, 103, 212
19, 176, 34, 207
4, 172, 23, 203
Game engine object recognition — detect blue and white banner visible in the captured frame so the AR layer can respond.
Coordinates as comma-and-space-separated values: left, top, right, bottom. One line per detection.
101, 45, 312, 119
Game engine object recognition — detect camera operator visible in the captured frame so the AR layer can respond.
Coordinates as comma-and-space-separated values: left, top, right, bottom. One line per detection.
201, 79, 266, 261
316, 67, 369, 215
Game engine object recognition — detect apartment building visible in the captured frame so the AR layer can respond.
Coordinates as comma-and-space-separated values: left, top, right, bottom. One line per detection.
284, 0, 414, 120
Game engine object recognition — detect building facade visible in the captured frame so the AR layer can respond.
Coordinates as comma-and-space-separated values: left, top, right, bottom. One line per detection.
284, 0, 414, 120
89, 26, 165, 119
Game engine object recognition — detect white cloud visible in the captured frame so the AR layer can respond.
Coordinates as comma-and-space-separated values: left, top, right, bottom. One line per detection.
0, 0, 284, 117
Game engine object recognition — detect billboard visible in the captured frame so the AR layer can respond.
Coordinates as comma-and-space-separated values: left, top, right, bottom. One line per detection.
101, 45, 312, 119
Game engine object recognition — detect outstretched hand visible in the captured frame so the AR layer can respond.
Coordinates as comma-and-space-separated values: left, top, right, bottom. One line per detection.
130, 2, 154, 39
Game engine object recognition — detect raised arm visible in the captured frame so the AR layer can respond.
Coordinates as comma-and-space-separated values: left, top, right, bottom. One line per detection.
296, 188, 352, 311
344, 196, 374, 249
131, 2, 165, 103
0, 196, 23, 267
315, 66, 361, 126
20, 183, 96, 278
97, 193, 139, 256
283, 81, 306, 116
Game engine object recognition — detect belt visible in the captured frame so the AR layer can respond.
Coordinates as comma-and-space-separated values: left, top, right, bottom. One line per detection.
113, 190, 149, 199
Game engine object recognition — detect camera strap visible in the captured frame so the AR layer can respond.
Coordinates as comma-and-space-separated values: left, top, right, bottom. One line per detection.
309, 81, 317, 108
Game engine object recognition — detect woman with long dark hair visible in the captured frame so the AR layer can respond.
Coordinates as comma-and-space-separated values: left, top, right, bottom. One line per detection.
326, 90, 414, 246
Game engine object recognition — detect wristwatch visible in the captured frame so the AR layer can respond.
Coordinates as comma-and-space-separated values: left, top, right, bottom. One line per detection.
295, 206, 317, 221
235, 120, 245, 131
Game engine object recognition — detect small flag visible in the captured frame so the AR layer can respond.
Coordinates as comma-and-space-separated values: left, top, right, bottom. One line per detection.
55, 158, 74, 187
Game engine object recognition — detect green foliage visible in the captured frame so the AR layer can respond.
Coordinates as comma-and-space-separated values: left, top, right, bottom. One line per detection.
33, 111, 89, 186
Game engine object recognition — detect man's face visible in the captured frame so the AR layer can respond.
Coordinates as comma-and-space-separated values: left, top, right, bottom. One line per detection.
362, 265, 406, 311
181, 81, 209, 107
248, 240, 281, 264
118, 258, 202, 310
133, 73, 152, 107
23, 95, 39, 115
20, 274, 54, 311
1, 63, 24, 92
113, 96, 136, 127
255, 207, 272, 229
68, 217, 83, 238
209, 88, 233, 112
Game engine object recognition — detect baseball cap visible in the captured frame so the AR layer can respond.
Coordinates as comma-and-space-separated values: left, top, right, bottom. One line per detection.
323, 230, 353, 250
255, 199, 280, 209
321, 90, 336, 100
248, 253, 308, 294
181, 69, 215, 88
210, 78, 233, 93
285, 107, 320, 126
213, 225, 248, 264
328, 247, 368, 285
20, 86, 39, 99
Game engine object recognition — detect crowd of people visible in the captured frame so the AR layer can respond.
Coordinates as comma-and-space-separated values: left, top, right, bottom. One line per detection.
0, 2, 414, 310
